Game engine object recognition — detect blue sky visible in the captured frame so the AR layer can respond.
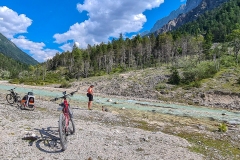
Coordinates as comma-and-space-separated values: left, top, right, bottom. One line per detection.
0, 0, 186, 62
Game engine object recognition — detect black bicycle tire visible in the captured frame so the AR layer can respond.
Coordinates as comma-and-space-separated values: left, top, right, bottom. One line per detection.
6, 94, 14, 104
16, 96, 21, 108
20, 104, 25, 110
30, 106, 35, 111
68, 118, 75, 134
59, 113, 67, 151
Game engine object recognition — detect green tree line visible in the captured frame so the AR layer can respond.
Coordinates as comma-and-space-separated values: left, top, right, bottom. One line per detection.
0, 53, 29, 79
9, 0, 240, 87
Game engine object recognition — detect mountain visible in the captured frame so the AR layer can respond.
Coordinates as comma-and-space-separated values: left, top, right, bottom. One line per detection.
140, 30, 150, 36
154, 0, 229, 35
0, 33, 38, 65
150, 0, 202, 33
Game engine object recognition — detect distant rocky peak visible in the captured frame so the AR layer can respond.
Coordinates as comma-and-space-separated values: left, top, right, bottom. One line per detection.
185, 0, 203, 12
179, 4, 186, 10
154, 0, 229, 35
149, 0, 202, 33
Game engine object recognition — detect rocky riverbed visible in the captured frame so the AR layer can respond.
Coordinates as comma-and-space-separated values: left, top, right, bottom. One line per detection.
0, 91, 203, 160
0, 73, 240, 160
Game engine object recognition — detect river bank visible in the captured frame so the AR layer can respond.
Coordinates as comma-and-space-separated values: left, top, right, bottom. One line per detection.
0, 83, 204, 160
0, 80, 240, 159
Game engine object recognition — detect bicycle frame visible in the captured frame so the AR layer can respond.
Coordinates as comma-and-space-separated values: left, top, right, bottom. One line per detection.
53, 88, 78, 151
60, 98, 71, 132
6, 87, 20, 105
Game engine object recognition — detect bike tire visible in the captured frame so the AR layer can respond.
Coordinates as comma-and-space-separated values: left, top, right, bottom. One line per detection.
16, 96, 21, 108
6, 94, 14, 104
30, 106, 35, 111
68, 118, 75, 135
59, 113, 67, 151
19, 104, 25, 110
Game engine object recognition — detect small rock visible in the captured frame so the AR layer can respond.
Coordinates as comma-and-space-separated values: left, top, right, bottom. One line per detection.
107, 99, 112, 102
22, 133, 38, 141
102, 106, 109, 112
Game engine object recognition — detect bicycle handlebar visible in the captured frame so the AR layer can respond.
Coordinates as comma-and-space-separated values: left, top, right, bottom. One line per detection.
7, 87, 16, 91
51, 87, 79, 101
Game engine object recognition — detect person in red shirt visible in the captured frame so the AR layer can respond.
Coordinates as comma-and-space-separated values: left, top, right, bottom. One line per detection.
87, 85, 94, 110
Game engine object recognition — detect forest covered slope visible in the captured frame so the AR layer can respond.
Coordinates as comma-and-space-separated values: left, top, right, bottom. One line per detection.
0, 33, 38, 65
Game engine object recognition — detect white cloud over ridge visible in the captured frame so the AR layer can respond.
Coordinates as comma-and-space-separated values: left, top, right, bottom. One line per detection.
54, 0, 164, 49
11, 36, 59, 62
0, 6, 58, 62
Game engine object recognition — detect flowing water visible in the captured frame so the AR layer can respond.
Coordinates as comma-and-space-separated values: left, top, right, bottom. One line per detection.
1, 84, 240, 124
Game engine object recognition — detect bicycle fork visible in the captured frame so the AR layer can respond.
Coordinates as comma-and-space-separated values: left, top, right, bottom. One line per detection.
64, 114, 70, 134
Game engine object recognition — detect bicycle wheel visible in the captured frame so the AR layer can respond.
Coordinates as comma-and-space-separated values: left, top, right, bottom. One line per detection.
68, 118, 75, 135
19, 104, 25, 110
6, 94, 14, 104
29, 106, 35, 111
16, 95, 21, 108
59, 113, 67, 151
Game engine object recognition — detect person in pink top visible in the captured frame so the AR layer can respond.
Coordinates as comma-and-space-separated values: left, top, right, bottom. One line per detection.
87, 85, 94, 110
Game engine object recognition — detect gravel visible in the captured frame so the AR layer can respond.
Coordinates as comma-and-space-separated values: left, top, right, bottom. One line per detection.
0, 90, 203, 160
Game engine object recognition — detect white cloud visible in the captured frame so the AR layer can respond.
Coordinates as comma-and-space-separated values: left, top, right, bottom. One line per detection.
0, 6, 60, 62
0, 6, 31, 38
54, 0, 164, 49
11, 36, 59, 62
59, 42, 73, 52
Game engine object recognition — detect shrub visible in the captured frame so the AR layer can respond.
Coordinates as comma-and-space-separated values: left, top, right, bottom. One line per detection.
9, 78, 20, 84
218, 123, 228, 132
110, 66, 125, 74
196, 61, 217, 79
60, 80, 71, 88
182, 61, 217, 84
182, 69, 196, 84
155, 83, 166, 91
168, 68, 180, 85
190, 81, 202, 88
237, 77, 240, 84
220, 55, 236, 68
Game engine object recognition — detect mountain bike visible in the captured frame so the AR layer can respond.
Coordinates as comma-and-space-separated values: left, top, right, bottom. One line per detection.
52, 88, 78, 151
6, 87, 21, 105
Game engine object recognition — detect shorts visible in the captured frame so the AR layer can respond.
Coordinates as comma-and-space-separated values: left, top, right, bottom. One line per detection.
87, 93, 93, 101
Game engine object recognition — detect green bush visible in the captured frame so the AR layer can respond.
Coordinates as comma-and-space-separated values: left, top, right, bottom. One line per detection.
95, 70, 106, 76
218, 123, 228, 132
155, 83, 166, 91
182, 69, 196, 84
9, 78, 20, 84
110, 66, 125, 74
182, 61, 217, 84
168, 68, 180, 85
220, 55, 236, 68
60, 80, 71, 88
237, 77, 240, 84
190, 81, 202, 88
196, 61, 217, 79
